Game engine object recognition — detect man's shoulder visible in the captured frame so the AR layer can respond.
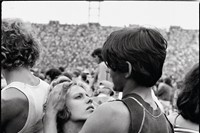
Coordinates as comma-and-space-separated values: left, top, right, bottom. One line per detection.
2, 87, 27, 100
2, 88, 28, 126
95, 101, 129, 119
80, 100, 130, 133
2, 87, 28, 114
2, 87, 28, 110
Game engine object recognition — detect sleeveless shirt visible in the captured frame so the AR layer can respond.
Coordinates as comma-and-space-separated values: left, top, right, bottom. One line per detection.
121, 93, 174, 133
2, 79, 50, 133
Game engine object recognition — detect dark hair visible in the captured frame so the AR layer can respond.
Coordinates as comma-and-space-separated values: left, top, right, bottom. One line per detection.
1, 18, 40, 71
91, 48, 103, 62
59, 66, 65, 72
81, 73, 87, 81
81, 73, 89, 84
164, 77, 173, 87
102, 27, 167, 87
45, 68, 62, 82
176, 63, 199, 124
62, 72, 73, 80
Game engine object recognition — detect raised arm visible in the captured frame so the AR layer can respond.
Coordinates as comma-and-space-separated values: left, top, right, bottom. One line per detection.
43, 76, 72, 133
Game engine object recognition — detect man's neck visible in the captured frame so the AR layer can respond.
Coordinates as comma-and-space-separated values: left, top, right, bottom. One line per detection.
122, 80, 156, 108
63, 120, 85, 133
3, 67, 38, 85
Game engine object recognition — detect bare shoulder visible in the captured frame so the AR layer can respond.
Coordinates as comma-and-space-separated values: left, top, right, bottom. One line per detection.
2, 87, 28, 125
100, 101, 129, 114
2, 87, 28, 100
90, 100, 129, 120
80, 101, 130, 133
167, 112, 178, 125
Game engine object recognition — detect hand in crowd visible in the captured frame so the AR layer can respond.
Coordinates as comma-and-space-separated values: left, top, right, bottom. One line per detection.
45, 76, 72, 113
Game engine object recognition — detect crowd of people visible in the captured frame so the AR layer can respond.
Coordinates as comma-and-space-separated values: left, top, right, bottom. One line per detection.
32, 21, 120, 72
1, 18, 199, 133
30, 21, 199, 82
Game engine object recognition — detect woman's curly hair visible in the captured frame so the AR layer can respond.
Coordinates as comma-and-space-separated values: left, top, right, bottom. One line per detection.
1, 18, 40, 71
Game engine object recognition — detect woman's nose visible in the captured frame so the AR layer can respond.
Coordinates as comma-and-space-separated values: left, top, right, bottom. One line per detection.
86, 97, 93, 104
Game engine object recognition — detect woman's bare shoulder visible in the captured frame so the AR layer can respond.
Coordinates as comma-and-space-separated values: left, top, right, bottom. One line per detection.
167, 111, 178, 124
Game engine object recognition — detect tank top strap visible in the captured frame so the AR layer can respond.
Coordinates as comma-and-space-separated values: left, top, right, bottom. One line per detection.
162, 112, 174, 132
3, 82, 25, 91
121, 94, 145, 133
2, 82, 34, 101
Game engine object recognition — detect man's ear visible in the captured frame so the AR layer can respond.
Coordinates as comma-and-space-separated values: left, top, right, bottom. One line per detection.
125, 61, 132, 78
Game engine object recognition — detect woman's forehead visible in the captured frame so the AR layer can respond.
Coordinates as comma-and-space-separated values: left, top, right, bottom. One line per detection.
68, 85, 86, 95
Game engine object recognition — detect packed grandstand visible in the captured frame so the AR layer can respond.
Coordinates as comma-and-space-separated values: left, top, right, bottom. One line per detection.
32, 21, 199, 82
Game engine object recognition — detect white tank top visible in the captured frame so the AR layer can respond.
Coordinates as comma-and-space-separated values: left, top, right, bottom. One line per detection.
2, 79, 50, 133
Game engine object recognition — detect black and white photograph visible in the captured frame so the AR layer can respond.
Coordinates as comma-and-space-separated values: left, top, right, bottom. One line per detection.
1, 1, 199, 133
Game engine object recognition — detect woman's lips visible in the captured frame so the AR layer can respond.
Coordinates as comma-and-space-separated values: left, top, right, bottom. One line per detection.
86, 105, 94, 110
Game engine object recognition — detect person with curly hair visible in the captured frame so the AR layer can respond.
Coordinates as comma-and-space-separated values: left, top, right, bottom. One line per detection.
1, 18, 50, 133
167, 63, 199, 133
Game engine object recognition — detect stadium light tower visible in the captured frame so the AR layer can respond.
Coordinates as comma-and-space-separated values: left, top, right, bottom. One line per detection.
86, 0, 104, 24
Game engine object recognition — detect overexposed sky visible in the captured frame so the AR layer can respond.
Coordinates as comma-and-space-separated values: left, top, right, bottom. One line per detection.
2, 1, 199, 29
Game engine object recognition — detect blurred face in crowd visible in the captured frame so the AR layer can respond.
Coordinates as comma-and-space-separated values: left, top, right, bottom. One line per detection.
45, 75, 51, 84
66, 85, 94, 121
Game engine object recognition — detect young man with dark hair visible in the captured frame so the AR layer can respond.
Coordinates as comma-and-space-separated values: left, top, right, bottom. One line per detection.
79, 27, 174, 133
45, 68, 62, 84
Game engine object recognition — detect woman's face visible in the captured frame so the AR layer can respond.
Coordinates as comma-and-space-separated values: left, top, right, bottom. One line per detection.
66, 85, 94, 121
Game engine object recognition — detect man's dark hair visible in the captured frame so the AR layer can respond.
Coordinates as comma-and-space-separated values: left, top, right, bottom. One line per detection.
59, 66, 65, 72
45, 68, 62, 82
102, 27, 167, 87
91, 48, 103, 62
176, 63, 199, 124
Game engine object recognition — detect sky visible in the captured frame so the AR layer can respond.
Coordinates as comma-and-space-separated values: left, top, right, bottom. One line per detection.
2, 1, 199, 30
